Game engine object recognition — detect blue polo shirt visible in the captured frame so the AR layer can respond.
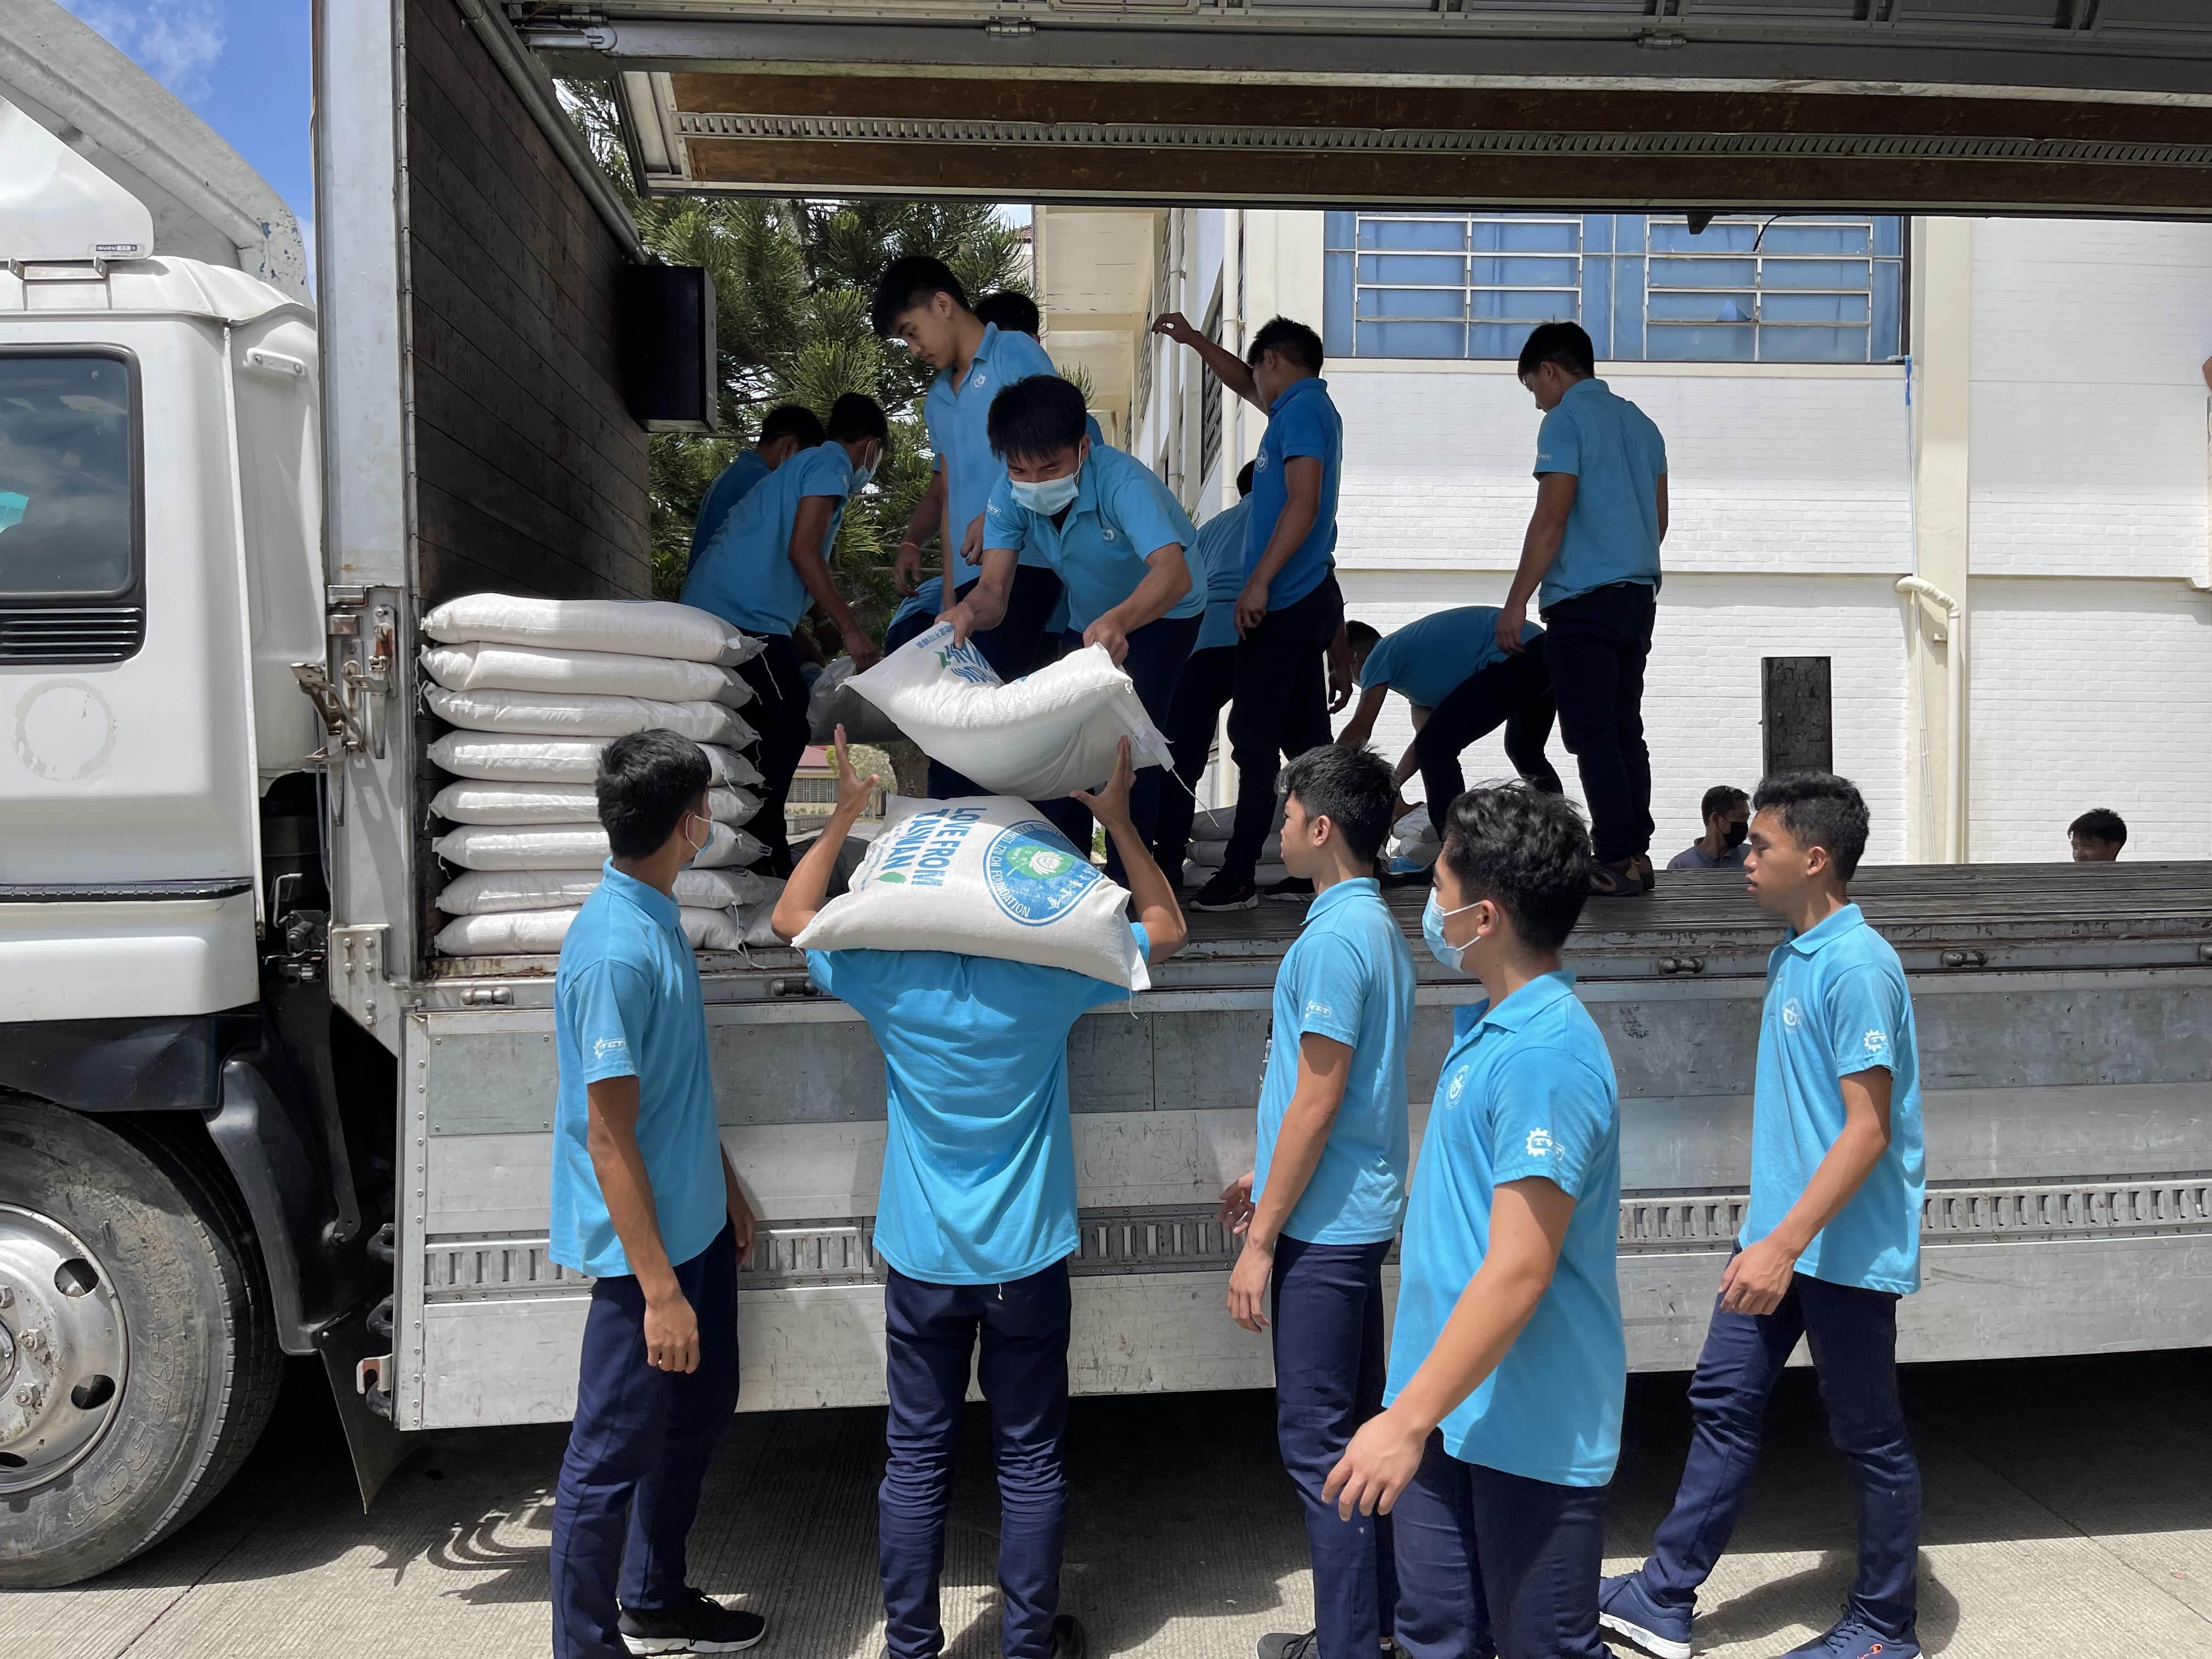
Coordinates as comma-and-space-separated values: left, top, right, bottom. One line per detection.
1357, 606, 1543, 710
687, 449, 771, 574
1388, 973, 1623, 1486
1532, 377, 1667, 610
982, 444, 1203, 632
1743, 902, 1925, 1295
1246, 376, 1341, 612
681, 442, 851, 636
1192, 497, 1253, 652
549, 864, 725, 1279
890, 575, 942, 633
1253, 877, 1414, 1244
924, 324, 1061, 587
807, 924, 1151, 1285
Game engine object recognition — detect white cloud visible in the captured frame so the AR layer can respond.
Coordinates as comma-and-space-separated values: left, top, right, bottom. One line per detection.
62, 0, 227, 105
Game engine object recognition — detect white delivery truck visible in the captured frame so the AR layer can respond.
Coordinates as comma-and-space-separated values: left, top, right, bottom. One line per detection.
5, 0, 2212, 1590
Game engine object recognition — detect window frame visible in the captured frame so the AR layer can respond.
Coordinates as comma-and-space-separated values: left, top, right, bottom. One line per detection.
0, 345, 146, 607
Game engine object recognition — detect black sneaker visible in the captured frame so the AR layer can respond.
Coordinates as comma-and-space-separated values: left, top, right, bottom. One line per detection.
1258, 1632, 1319, 1659
1190, 871, 1260, 911
1052, 1613, 1088, 1659
619, 1588, 767, 1655
1261, 876, 1316, 902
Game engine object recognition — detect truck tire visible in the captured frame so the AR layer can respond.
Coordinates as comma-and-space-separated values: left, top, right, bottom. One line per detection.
0, 1096, 283, 1588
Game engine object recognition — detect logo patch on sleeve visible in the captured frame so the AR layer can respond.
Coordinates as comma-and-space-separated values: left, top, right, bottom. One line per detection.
1525, 1127, 1554, 1158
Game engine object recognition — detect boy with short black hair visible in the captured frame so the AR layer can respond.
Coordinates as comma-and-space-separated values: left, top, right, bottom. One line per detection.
1217, 744, 1414, 1659
688, 403, 828, 575
2068, 806, 2127, 861
1325, 782, 1621, 1659
548, 729, 763, 1659
1600, 771, 1926, 1659
974, 290, 1043, 337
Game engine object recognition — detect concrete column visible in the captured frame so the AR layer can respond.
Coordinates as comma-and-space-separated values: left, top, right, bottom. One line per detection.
1906, 217, 1974, 862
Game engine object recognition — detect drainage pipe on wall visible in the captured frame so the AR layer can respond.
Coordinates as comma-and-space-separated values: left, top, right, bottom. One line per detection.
1895, 575, 1966, 864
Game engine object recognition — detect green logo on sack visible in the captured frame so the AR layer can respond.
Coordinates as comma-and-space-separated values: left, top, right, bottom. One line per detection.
985, 821, 1098, 927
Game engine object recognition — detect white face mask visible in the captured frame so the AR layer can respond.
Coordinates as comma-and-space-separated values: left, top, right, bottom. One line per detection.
849, 444, 880, 493
1422, 891, 1485, 973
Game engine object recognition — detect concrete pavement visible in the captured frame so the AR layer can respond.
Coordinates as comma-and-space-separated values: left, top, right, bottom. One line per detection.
7, 1350, 2211, 1658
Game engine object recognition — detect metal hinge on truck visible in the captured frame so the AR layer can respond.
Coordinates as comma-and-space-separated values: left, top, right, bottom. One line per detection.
292, 586, 398, 820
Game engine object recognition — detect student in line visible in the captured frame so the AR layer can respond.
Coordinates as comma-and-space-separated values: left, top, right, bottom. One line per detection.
1334, 609, 1562, 839
1668, 785, 1752, 872
2068, 806, 2127, 862
1154, 312, 1349, 911
945, 374, 1201, 870
774, 733, 1187, 1659
546, 730, 763, 1659
874, 258, 1065, 681
1152, 461, 1256, 883
688, 404, 827, 577
1600, 772, 1926, 1659
682, 393, 888, 876
1217, 746, 1414, 1659
1324, 783, 1622, 1659
1495, 321, 1668, 899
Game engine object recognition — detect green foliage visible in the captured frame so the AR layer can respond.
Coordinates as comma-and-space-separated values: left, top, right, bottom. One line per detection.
565, 84, 1032, 612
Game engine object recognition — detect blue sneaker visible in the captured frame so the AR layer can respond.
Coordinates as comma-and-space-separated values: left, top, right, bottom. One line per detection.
1597, 1573, 1692, 1659
1776, 1616, 1920, 1659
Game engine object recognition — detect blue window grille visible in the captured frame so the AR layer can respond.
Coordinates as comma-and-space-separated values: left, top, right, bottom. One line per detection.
1323, 212, 1905, 364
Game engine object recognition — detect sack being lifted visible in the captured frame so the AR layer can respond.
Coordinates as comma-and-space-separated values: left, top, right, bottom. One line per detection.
846, 622, 1169, 799
794, 795, 1150, 992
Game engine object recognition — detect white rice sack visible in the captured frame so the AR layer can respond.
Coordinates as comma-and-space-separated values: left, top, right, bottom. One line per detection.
1187, 835, 1282, 870
1392, 807, 1441, 847
434, 904, 750, 957
795, 794, 1148, 992
1387, 806, 1442, 870
848, 624, 1168, 798
806, 656, 906, 746
433, 821, 766, 872
422, 594, 763, 667
427, 733, 763, 789
437, 867, 778, 915
429, 780, 759, 828
425, 684, 753, 742
422, 642, 746, 707
736, 896, 786, 948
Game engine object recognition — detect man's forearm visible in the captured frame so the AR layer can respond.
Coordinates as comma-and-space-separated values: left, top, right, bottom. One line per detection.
1248, 1089, 1341, 1249
1386, 1256, 1551, 1431
1101, 816, 1184, 962
1250, 502, 1317, 594
962, 551, 1019, 629
587, 1102, 678, 1299
771, 796, 867, 938
1103, 552, 1192, 637
1187, 334, 1259, 407
1766, 1121, 1889, 1257
791, 544, 860, 637
1506, 515, 1565, 611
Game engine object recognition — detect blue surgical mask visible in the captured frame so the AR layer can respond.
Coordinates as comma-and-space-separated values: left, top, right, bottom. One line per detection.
1011, 467, 1080, 515
1422, 891, 1483, 973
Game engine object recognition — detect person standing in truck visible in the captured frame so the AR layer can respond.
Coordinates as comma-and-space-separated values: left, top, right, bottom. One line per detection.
1668, 785, 1752, 872
1153, 312, 1351, 911
1216, 745, 1414, 1659
687, 403, 827, 578
1323, 782, 1622, 1659
1598, 771, 1926, 1659
2068, 807, 2127, 862
681, 392, 889, 876
1151, 460, 1256, 883
546, 729, 764, 1659
772, 731, 1187, 1659
1494, 321, 1668, 900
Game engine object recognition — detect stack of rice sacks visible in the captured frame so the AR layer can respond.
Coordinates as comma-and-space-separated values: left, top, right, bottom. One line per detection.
420, 595, 785, 957
1183, 802, 1289, 888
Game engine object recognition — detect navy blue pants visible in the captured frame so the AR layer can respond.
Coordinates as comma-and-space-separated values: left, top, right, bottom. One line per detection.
1150, 643, 1237, 878
927, 566, 1068, 801
1039, 611, 1202, 879
881, 1261, 1073, 1659
1271, 1234, 1398, 1659
1414, 636, 1563, 839
1391, 1435, 1610, 1659
1640, 1265, 1920, 1640
1224, 577, 1345, 876
550, 1223, 740, 1659
1539, 580, 1655, 866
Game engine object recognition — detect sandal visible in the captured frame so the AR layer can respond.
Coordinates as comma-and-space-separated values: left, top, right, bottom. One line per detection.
1589, 859, 1646, 898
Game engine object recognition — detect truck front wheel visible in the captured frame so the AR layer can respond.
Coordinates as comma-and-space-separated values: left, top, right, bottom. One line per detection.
0, 1096, 283, 1588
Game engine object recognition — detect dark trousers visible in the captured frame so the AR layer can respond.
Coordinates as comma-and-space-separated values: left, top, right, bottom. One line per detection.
1271, 1234, 1398, 1659
1641, 1263, 1920, 1640
881, 1261, 1073, 1659
550, 1223, 740, 1659
1392, 1436, 1610, 1659
927, 567, 1068, 800
1540, 582, 1655, 865
738, 633, 809, 877
1150, 643, 1237, 878
1039, 612, 1201, 882
1225, 577, 1345, 874
1414, 637, 1564, 838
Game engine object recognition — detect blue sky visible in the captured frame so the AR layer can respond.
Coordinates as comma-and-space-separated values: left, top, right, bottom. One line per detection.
62, 0, 313, 228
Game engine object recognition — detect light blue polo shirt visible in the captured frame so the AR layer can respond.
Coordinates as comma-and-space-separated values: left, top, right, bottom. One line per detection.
1387, 972, 1624, 1485
1357, 606, 1543, 711
1742, 902, 1925, 1294
1532, 377, 1667, 610
1254, 877, 1415, 1244
1192, 496, 1253, 653
681, 442, 851, 636
890, 575, 941, 633
982, 443, 1203, 631
808, 923, 1151, 1285
550, 864, 725, 1279
1246, 376, 1341, 612
924, 323, 1060, 587
687, 449, 771, 574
